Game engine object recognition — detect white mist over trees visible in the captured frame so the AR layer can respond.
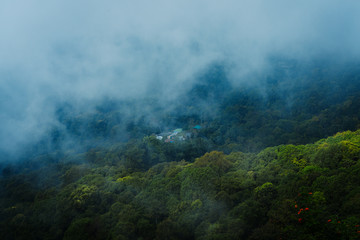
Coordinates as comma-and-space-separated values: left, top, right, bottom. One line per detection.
1, 0, 360, 157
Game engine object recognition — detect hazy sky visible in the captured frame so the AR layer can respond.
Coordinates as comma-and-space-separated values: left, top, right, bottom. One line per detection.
1, 0, 360, 157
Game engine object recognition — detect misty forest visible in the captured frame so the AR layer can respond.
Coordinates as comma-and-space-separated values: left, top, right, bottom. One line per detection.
1, 1, 360, 240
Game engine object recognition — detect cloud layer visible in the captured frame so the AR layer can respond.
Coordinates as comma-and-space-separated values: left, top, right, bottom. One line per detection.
1, 0, 360, 157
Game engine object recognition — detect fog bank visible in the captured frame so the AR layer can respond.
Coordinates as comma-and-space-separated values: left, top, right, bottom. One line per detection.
1, 0, 360, 157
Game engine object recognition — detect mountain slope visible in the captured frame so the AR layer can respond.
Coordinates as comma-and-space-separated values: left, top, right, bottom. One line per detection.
1, 129, 360, 239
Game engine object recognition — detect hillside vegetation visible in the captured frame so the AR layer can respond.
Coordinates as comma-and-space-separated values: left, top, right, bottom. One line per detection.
1, 130, 360, 239
1, 60, 360, 239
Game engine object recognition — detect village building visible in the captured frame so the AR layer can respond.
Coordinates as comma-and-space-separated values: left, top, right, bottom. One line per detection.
153, 126, 200, 143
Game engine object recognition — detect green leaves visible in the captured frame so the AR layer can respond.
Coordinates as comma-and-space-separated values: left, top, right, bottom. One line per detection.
194, 151, 233, 175
1, 129, 360, 239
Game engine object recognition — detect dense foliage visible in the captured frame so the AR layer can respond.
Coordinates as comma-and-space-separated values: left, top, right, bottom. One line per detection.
1, 130, 360, 239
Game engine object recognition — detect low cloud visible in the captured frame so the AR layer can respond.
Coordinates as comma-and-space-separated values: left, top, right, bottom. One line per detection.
1, 0, 360, 157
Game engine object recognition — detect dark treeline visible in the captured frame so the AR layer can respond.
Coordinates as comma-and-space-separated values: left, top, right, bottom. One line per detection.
31, 58, 360, 156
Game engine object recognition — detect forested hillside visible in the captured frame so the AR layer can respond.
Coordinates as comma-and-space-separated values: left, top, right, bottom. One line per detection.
1, 58, 360, 240
1, 129, 360, 239
1, 58, 360, 239
2, 1, 360, 239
